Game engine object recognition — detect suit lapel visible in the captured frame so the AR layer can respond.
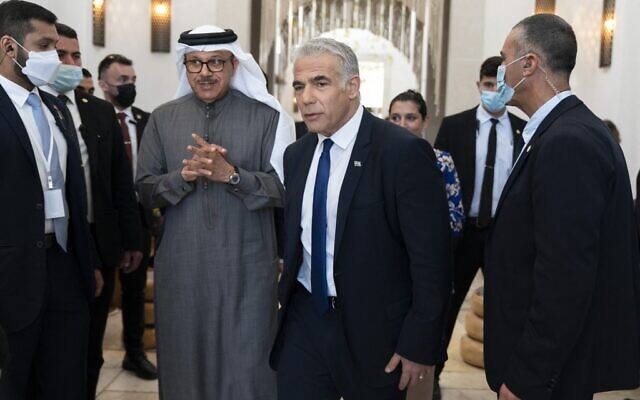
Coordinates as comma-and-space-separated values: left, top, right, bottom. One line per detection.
334, 110, 373, 259
508, 113, 523, 161
0, 85, 38, 175
465, 107, 478, 195
493, 95, 582, 221
132, 106, 146, 145
40, 90, 70, 142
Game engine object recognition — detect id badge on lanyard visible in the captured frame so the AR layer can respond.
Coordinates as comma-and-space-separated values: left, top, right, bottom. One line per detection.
32, 122, 66, 219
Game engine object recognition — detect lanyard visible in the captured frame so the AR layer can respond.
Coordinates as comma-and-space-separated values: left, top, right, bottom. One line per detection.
28, 115, 57, 190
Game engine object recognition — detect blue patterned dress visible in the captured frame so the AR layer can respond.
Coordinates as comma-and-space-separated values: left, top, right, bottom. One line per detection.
434, 149, 464, 236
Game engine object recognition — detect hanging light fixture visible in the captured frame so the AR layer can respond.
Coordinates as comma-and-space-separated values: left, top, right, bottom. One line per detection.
534, 0, 556, 14
600, 0, 616, 67
92, 0, 106, 46
151, 0, 171, 53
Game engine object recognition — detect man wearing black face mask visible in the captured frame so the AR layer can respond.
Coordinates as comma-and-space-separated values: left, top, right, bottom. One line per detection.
97, 53, 158, 386
44, 24, 148, 399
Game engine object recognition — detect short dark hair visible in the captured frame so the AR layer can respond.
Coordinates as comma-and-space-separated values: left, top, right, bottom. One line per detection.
98, 53, 133, 80
479, 56, 502, 79
389, 90, 428, 119
513, 13, 577, 78
82, 67, 92, 78
0, 0, 57, 44
55, 22, 77, 39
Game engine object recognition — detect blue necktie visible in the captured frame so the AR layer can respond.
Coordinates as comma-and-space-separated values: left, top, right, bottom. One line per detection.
311, 139, 334, 314
27, 93, 68, 251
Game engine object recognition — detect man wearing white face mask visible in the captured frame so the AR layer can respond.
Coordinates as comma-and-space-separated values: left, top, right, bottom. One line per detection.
43, 23, 147, 399
432, 56, 526, 399
485, 14, 640, 400
0, 1, 99, 399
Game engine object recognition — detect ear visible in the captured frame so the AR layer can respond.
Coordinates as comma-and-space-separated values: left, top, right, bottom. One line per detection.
0, 35, 16, 57
346, 75, 360, 99
476, 80, 481, 92
97, 79, 109, 92
522, 53, 539, 77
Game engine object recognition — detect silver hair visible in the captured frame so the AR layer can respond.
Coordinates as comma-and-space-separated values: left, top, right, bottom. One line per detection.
293, 38, 359, 83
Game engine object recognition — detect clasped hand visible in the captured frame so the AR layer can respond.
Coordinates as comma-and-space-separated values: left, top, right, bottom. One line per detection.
181, 133, 234, 183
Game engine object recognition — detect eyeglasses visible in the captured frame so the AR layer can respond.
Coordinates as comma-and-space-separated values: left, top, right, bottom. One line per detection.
183, 56, 234, 73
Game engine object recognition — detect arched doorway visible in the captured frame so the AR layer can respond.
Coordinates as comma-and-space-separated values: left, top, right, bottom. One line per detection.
254, 0, 450, 138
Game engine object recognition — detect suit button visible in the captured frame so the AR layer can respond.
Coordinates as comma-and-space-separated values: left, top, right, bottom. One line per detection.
35, 203, 43, 210
36, 241, 44, 248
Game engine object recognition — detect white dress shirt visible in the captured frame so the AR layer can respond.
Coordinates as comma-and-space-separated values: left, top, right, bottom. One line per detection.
0, 75, 68, 234
42, 86, 94, 223
515, 90, 573, 164
469, 105, 514, 217
115, 106, 138, 180
297, 105, 363, 297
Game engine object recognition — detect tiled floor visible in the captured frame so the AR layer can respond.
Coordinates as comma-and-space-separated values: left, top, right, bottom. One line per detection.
97, 272, 640, 399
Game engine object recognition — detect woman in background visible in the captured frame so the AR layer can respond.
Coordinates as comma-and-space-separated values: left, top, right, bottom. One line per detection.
389, 90, 465, 237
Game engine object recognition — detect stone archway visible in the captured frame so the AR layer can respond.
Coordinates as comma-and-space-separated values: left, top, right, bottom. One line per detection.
256, 0, 450, 137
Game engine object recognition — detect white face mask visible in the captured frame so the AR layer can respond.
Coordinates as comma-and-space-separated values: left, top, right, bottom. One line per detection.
10, 38, 61, 87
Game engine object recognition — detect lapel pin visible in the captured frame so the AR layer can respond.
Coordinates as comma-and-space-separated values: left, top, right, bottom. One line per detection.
136, 114, 142, 120
353, 161, 362, 167
81, 98, 88, 103
526, 145, 532, 153
516, 129, 521, 135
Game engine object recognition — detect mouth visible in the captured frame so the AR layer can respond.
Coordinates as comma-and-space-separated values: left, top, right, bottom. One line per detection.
303, 112, 322, 121
197, 79, 218, 90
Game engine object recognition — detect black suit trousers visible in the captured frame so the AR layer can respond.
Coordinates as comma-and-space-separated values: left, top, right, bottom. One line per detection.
0, 244, 89, 400
436, 221, 488, 377
86, 225, 150, 400
276, 285, 406, 400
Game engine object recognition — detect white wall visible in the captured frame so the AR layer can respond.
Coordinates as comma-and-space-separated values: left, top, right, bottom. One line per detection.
40, 0, 251, 112
445, 0, 640, 188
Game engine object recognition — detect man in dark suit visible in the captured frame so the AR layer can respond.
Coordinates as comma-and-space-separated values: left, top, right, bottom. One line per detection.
0, 324, 7, 379
0, 2, 98, 398
97, 53, 158, 381
270, 38, 452, 400
433, 56, 526, 396
44, 23, 147, 399
485, 14, 640, 399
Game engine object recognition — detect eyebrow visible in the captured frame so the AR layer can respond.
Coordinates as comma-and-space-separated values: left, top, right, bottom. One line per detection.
311, 75, 329, 82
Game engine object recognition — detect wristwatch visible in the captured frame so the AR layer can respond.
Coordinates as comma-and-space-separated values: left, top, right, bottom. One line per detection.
228, 166, 241, 185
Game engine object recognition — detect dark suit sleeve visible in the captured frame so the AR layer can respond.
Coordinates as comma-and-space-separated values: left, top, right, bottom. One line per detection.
0, 324, 8, 370
107, 108, 142, 252
504, 127, 612, 398
394, 138, 453, 365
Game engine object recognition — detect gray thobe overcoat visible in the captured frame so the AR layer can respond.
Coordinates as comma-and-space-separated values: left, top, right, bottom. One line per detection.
136, 89, 283, 400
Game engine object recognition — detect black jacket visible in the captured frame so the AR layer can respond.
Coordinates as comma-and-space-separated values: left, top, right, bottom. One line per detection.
271, 110, 453, 385
74, 89, 142, 269
484, 95, 640, 398
434, 106, 526, 216
0, 87, 96, 333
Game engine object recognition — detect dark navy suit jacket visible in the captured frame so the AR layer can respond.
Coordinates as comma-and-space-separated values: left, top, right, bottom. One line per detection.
484, 95, 640, 398
0, 85, 96, 333
271, 110, 453, 385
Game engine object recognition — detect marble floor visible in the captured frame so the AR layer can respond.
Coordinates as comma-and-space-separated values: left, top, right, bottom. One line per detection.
97, 273, 640, 399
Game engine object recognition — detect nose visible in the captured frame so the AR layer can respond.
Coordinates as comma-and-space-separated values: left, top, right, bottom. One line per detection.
298, 86, 315, 106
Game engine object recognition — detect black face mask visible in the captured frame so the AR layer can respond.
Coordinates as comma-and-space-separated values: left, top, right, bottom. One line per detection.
114, 83, 136, 108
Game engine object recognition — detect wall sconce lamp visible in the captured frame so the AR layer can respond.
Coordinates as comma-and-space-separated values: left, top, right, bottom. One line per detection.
151, 0, 171, 53
534, 0, 556, 14
92, 0, 106, 47
600, 0, 616, 67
